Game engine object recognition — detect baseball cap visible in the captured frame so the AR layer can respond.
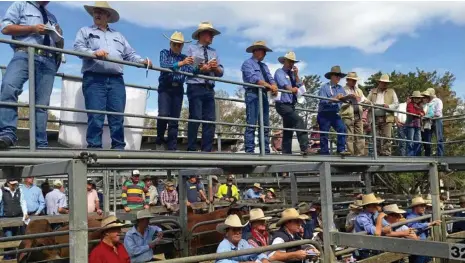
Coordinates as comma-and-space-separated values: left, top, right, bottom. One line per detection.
132, 170, 140, 176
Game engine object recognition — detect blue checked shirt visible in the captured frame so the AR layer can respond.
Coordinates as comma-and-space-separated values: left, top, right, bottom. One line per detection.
74, 25, 144, 75
274, 67, 302, 104
186, 42, 224, 86
318, 82, 346, 113
216, 238, 268, 263
158, 49, 193, 86
241, 57, 275, 91
1, 1, 59, 49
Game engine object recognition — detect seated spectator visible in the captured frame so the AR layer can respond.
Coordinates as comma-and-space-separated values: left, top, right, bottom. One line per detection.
264, 188, 276, 202
244, 208, 272, 247
244, 183, 265, 201
217, 175, 240, 202
124, 210, 163, 263
345, 200, 363, 233
216, 214, 270, 263
122, 170, 150, 213
298, 202, 316, 239
452, 196, 465, 233
381, 204, 418, 239
89, 215, 129, 263
160, 181, 178, 211
143, 176, 158, 206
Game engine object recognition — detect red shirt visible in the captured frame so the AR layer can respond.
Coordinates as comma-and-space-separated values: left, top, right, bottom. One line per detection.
89, 241, 130, 263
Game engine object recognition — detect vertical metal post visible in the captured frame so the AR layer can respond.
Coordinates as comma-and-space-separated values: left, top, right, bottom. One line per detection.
257, 88, 265, 156
167, 169, 173, 180
178, 174, 188, 257
429, 163, 441, 241
103, 170, 110, 216
215, 100, 222, 152
364, 172, 372, 193
290, 172, 298, 207
112, 170, 117, 213
208, 175, 213, 212
371, 109, 378, 159
27, 47, 36, 151
68, 160, 88, 263
319, 162, 336, 263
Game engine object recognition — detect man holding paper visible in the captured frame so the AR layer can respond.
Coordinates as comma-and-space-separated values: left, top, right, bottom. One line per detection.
274, 51, 312, 155
186, 21, 224, 152
241, 40, 277, 154
0, 1, 62, 149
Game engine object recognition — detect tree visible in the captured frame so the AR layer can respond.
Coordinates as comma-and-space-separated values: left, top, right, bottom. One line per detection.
17, 103, 59, 130
298, 74, 322, 129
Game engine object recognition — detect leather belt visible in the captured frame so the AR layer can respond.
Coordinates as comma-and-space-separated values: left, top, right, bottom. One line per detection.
15, 47, 55, 58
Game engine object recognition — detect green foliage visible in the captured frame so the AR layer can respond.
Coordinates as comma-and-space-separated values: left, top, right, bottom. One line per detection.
18, 102, 59, 130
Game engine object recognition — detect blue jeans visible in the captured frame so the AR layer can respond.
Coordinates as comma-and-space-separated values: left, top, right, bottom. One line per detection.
421, 129, 432, 156
244, 90, 270, 154
82, 72, 126, 149
186, 84, 215, 152
397, 126, 407, 156
3, 226, 21, 259
0, 51, 56, 147
156, 84, 184, 150
407, 127, 421, 156
433, 119, 444, 156
317, 112, 346, 154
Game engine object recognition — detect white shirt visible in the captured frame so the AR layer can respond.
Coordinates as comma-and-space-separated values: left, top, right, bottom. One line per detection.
395, 102, 407, 124
374, 89, 399, 110
45, 189, 67, 215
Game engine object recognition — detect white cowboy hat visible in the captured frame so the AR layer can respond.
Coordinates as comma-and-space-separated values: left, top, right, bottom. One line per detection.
53, 179, 63, 187
276, 208, 309, 227
349, 199, 363, 209
84, 1, 120, 23
426, 88, 437, 98
278, 51, 300, 64
192, 21, 221, 40
249, 208, 272, 222
216, 214, 248, 233
383, 204, 406, 214
421, 90, 431, 97
246, 40, 272, 53
163, 31, 191, 44
346, 72, 360, 81
99, 215, 125, 233
409, 196, 428, 208
411, 90, 424, 98
253, 183, 263, 190
378, 73, 392, 83
136, 210, 154, 221
361, 193, 384, 206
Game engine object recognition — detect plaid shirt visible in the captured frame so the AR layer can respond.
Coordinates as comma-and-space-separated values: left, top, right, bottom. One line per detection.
160, 189, 178, 206
158, 49, 193, 85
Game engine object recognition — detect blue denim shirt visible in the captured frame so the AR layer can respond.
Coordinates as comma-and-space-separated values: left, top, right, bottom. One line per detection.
406, 212, 430, 240
1, 1, 59, 49
274, 67, 302, 104
159, 48, 194, 86
372, 211, 390, 227
19, 184, 45, 215
241, 57, 275, 91
186, 42, 223, 86
302, 219, 315, 239
318, 82, 346, 113
244, 188, 261, 199
124, 225, 163, 263
216, 238, 268, 263
74, 25, 144, 74
355, 211, 376, 235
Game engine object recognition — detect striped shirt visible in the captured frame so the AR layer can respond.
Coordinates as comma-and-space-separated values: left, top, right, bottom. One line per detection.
121, 181, 149, 210
158, 49, 193, 86
160, 189, 178, 207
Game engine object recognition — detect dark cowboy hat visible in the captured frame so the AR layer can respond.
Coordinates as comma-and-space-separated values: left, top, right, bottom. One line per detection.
324, 65, 347, 80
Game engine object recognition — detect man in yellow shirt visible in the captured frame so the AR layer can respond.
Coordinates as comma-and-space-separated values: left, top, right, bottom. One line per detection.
216, 175, 240, 202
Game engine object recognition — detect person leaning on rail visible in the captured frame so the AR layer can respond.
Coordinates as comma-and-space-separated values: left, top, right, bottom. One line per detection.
367, 73, 399, 156
274, 51, 313, 155
186, 21, 224, 152
156, 31, 194, 151
241, 40, 278, 154
0, 1, 63, 149
121, 170, 150, 213
215, 214, 271, 263
378, 204, 418, 239
73, 1, 151, 150
89, 215, 130, 263
424, 88, 444, 156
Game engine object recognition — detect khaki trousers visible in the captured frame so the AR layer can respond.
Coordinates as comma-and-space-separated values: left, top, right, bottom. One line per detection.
375, 117, 393, 156
343, 118, 365, 156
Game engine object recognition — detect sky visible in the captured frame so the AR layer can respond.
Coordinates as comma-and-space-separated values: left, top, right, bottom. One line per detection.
0, 1, 464, 118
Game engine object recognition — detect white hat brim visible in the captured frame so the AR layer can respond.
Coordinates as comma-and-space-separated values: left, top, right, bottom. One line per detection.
163, 33, 192, 44
84, 5, 120, 23
216, 221, 248, 233
192, 28, 221, 40
249, 216, 272, 222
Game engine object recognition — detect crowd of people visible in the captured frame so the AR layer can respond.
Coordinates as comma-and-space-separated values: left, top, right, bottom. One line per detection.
0, 1, 445, 157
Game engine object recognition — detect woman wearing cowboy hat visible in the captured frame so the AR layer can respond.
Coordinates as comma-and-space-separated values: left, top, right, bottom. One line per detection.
89, 215, 129, 263
216, 214, 270, 263
74, 1, 151, 150
406, 91, 425, 156
156, 31, 194, 151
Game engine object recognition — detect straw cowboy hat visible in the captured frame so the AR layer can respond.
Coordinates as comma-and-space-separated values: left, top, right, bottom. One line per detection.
378, 73, 392, 83
192, 21, 221, 40
211, 175, 219, 182
298, 202, 315, 214
361, 193, 384, 206
163, 31, 191, 44
165, 180, 175, 187
253, 183, 263, 190
421, 90, 431, 97
278, 51, 300, 64
84, 1, 120, 23
349, 200, 363, 209
276, 208, 309, 227
409, 196, 428, 208
266, 188, 276, 197
53, 179, 63, 187
216, 214, 248, 233
249, 208, 272, 222
426, 88, 437, 98
246, 40, 272, 53
135, 210, 154, 221
411, 90, 424, 98
346, 72, 360, 81
99, 215, 125, 233
383, 204, 406, 214
324, 65, 347, 80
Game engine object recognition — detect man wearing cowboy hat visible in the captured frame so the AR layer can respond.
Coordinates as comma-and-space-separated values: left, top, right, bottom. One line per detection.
89, 215, 130, 263
265, 188, 277, 202
424, 87, 444, 156
244, 183, 265, 201
298, 202, 316, 239
0, 1, 63, 149
244, 208, 272, 248
159, 180, 178, 211
340, 72, 371, 156
186, 21, 224, 152
124, 210, 163, 263
216, 214, 270, 263
406, 91, 425, 156
157, 31, 194, 151
367, 73, 399, 156
142, 176, 158, 206
420, 90, 433, 156
274, 51, 312, 155
269, 208, 310, 263
74, 1, 151, 150
381, 204, 418, 239
241, 40, 277, 154
345, 200, 363, 233
317, 66, 350, 156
